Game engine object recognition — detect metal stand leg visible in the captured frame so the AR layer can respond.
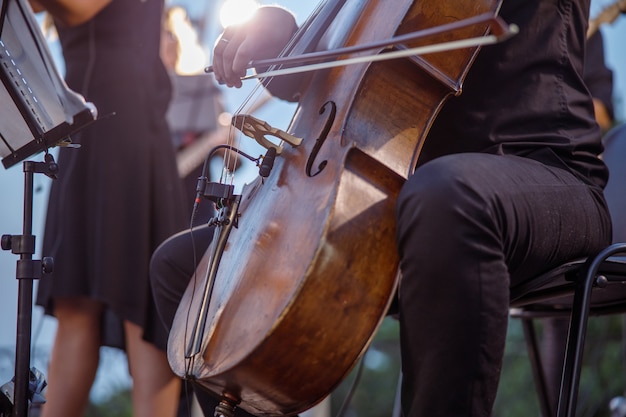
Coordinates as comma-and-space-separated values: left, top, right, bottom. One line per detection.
1, 155, 56, 417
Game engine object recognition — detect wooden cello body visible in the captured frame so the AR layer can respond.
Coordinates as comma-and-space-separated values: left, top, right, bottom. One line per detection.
168, 0, 502, 416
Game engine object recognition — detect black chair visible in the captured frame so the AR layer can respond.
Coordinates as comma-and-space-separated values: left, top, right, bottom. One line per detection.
510, 245, 626, 417
510, 123, 626, 417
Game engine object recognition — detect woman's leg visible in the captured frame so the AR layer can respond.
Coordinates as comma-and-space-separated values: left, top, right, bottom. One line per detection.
40, 297, 103, 417
124, 320, 181, 417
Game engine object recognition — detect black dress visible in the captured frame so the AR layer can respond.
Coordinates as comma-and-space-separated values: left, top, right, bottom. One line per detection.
36, 0, 188, 350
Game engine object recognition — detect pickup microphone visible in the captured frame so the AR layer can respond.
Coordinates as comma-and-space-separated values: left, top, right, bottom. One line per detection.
259, 147, 277, 178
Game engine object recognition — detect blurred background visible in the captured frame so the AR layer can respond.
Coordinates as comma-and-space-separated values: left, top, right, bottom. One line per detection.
1, 0, 625, 416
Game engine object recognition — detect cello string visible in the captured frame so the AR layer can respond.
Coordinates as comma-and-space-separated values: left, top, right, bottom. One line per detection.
221, 82, 270, 185
179, 7, 315, 364
218, 0, 346, 181
180, 0, 335, 374
217, 27, 299, 183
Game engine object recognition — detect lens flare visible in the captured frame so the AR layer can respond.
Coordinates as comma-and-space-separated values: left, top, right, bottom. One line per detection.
219, 0, 260, 28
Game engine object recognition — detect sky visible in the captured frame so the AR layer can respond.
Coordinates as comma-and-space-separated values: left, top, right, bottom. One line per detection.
599, 14, 626, 121
1, 0, 625, 402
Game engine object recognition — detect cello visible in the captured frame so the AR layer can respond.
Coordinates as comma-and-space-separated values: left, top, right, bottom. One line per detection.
167, 1, 511, 416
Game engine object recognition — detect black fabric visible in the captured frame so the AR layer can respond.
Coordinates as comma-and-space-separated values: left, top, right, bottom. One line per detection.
395, 154, 611, 417
519, 123, 626, 415
36, 0, 188, 349
397, 2, 613, 414
603, 125, 626, 242
420, 0, 608, 189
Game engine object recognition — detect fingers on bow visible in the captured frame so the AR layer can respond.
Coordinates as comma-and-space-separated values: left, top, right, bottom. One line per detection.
213, 29, 247, 87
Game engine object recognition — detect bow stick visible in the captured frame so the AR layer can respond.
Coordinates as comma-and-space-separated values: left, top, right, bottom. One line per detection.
206, 13, 518, 80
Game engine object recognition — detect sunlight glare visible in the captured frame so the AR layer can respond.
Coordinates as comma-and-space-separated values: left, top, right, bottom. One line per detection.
219, 0, 260, 28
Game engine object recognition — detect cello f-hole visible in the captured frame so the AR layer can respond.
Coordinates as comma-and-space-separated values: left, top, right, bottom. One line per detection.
306, 101, 336, 177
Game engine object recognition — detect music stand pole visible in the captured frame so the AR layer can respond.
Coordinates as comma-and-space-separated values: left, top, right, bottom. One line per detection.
2, 154, 56, 417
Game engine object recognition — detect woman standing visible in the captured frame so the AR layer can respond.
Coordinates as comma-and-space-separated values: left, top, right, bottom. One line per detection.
31, 0, 188, 416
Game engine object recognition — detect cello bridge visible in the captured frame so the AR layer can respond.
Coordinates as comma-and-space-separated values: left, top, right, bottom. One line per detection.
232, 114, 302, 154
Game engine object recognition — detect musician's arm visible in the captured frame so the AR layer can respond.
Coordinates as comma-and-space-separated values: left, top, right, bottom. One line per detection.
28, 0, 112, 27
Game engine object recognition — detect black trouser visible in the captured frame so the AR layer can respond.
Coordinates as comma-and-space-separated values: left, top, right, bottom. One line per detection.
395, 153, 610, 417
151, 153, 611, 417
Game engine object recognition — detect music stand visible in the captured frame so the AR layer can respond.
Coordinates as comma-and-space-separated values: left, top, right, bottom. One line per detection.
0, 1, 96, 416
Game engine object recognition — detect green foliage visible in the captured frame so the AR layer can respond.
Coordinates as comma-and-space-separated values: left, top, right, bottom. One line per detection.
84, 315, 625, 417
85, 388, 133, 417
331, 318, 401, 417
494, 317, 540, 417
330, 315, 626, 417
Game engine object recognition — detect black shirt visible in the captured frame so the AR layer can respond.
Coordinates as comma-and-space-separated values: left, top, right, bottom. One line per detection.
421, 0, 608, 188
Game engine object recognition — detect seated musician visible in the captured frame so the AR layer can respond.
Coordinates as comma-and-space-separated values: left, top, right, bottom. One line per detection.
150, 1, 612, 417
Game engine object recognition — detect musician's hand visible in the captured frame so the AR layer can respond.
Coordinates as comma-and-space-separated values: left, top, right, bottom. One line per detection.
212, 6, 298, 88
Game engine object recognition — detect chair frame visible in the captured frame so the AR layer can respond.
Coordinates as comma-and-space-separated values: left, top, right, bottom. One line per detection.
510, 242, 626, 417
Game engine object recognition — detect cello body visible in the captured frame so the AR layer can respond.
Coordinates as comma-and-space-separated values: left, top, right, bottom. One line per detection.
168, 0, 501, 416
